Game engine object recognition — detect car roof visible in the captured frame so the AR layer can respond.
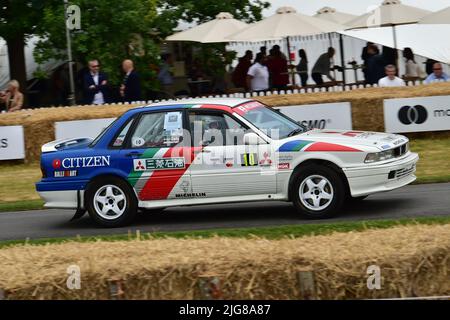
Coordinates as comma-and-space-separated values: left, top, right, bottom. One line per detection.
141, 98, 253, 109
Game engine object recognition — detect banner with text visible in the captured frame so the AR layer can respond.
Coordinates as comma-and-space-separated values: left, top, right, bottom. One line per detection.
384, 96, 450, 133
0, 126, 25, 160
55, 118, 116, 140
276, 102, 353, 130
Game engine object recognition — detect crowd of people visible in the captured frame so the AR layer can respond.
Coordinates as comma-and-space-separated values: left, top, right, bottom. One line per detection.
1, 43, 450, 113
232, 43, 450, 92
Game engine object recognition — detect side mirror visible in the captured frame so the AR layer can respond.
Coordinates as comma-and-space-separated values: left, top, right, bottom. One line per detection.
243, 132, 265, 145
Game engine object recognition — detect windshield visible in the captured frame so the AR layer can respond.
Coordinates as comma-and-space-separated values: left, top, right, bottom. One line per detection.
234, 102, 307, 139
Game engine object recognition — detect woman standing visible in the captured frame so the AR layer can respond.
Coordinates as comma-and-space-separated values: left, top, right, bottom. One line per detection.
296, 49, 309, 87
403, 48, 424, 79
0, 80, 24, 112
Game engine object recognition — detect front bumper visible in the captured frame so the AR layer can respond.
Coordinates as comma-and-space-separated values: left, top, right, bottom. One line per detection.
343, 152, 419, 197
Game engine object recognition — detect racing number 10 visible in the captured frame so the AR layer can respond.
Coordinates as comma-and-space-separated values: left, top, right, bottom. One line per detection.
241, 153, 258, 167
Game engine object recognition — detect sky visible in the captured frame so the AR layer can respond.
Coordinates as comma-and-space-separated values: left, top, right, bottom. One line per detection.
263, 0, 450, 16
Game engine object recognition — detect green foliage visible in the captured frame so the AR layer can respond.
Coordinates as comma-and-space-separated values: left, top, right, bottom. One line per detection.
33, 0, 162, 90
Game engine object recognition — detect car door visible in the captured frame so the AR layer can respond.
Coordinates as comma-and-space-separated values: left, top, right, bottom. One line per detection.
117, 110, 193, 201
188, 109, 276, 198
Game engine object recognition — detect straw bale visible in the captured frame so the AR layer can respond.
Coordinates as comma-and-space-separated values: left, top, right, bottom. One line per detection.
0, 224, 448, 299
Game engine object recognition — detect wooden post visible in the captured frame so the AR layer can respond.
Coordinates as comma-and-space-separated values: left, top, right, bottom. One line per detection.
0, 288, 6, 300
297, 271, 316, 300
108, 280, 125, 300
197, 276, 223, 300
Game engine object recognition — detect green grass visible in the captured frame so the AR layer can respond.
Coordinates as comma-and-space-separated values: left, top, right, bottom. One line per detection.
1, 215, 449, 249
0, 199, 44, 212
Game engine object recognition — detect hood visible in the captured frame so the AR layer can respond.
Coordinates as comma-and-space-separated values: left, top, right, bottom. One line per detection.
293, 129, 408, 151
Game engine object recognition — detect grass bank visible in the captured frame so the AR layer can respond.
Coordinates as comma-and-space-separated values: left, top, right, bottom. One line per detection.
1, 215, 449, 249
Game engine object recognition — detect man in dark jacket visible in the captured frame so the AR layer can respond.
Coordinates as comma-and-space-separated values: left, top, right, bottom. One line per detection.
83, 59, 110, 105
366, 44, 386, 85
120, 59, 142, 103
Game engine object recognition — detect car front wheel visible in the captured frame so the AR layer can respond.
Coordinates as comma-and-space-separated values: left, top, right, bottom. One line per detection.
291, 165, 345, 219
86, 177, 137, 227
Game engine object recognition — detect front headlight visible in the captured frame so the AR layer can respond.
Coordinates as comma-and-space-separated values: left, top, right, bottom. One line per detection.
364, 150, 395, 163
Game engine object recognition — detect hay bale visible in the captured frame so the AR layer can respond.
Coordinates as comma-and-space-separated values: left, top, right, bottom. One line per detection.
0, 224, 448, 300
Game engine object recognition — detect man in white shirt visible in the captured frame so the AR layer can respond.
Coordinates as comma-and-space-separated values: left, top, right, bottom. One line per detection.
246, 53, 269, 92
378, 65, 406, 87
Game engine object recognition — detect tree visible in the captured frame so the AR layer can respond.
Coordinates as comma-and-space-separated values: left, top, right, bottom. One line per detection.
0, 0, 58, 96
34, 0, 162, 95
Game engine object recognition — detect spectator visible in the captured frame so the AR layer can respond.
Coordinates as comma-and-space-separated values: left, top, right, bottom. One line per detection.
232, 50, 253, 90
403, 48, 423, 79
157, 53, 174, 96
378, 65, 406, 87
0, 80, 24, 112
120, 59, 142, 102
296, 49, 309, 87
425, 59, 438, 75
361, 42, 374, 82
311, 47, 336, 85
259, 46, 267, 57
366, 44, 386, 85
246, 53, 269, 93
266, 46, 289, 91
83, 59, 110, 105
424, 63, 450, 84
382, 46, 398, 72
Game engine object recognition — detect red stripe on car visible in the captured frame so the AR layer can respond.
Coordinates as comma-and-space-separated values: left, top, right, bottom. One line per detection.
138, 147, 200, 200
305, 142, 362, 152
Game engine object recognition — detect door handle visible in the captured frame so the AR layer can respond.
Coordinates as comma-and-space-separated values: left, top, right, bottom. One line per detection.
125, 152, 143, 157
201, 149, 211, 153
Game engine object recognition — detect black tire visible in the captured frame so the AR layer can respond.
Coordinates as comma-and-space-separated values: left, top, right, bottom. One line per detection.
291, 164, 346, 219
85, 176, 138, 227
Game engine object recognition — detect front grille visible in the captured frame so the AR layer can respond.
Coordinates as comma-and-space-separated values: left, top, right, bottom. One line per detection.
393, 143, 409, 158
389, 165, 416, 180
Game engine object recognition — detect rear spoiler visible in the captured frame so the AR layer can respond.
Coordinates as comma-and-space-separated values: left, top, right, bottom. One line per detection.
41, 137, 93, 153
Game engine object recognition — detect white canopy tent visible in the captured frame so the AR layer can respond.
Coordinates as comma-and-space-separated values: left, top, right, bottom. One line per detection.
313, 7, 357, 25
419, 6, 450, 25
0, 37, 61, 89
341, 24, 450, 65
166, 12, 248, 43
345, 0, 431, 50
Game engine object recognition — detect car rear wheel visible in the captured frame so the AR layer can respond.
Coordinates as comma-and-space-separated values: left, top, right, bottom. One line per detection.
86, 177, 137, 227
291, 165, 345, 219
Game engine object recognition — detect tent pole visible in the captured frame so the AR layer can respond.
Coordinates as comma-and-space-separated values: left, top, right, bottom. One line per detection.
392, 25, 399, 72
286, 36, 295, 86
339, 33, 346, 85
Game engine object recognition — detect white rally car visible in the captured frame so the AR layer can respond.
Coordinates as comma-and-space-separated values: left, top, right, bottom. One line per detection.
36, 99, 419, 227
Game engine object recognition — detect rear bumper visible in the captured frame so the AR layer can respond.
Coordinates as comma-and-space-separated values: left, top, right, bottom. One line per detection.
343, 152, 419, 197
37, 190, 85, 210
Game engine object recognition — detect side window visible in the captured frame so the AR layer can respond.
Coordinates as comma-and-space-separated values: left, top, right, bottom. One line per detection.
189, 112, 249, 146
112, 119, 134, 147
130, 111, 184, 148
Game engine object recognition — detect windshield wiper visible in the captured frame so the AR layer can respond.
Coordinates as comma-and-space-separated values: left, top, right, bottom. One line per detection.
287, 128, 304, 137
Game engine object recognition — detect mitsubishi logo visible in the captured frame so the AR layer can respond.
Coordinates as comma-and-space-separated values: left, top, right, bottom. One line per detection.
259, 152, 273, 166
135, 160, 145, 170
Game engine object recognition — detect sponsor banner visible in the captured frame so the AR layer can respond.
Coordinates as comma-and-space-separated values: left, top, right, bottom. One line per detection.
276, 102, 353, 130
384, 96, 450, 133
55, 118, 116, 140
0, 126, 25, 160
